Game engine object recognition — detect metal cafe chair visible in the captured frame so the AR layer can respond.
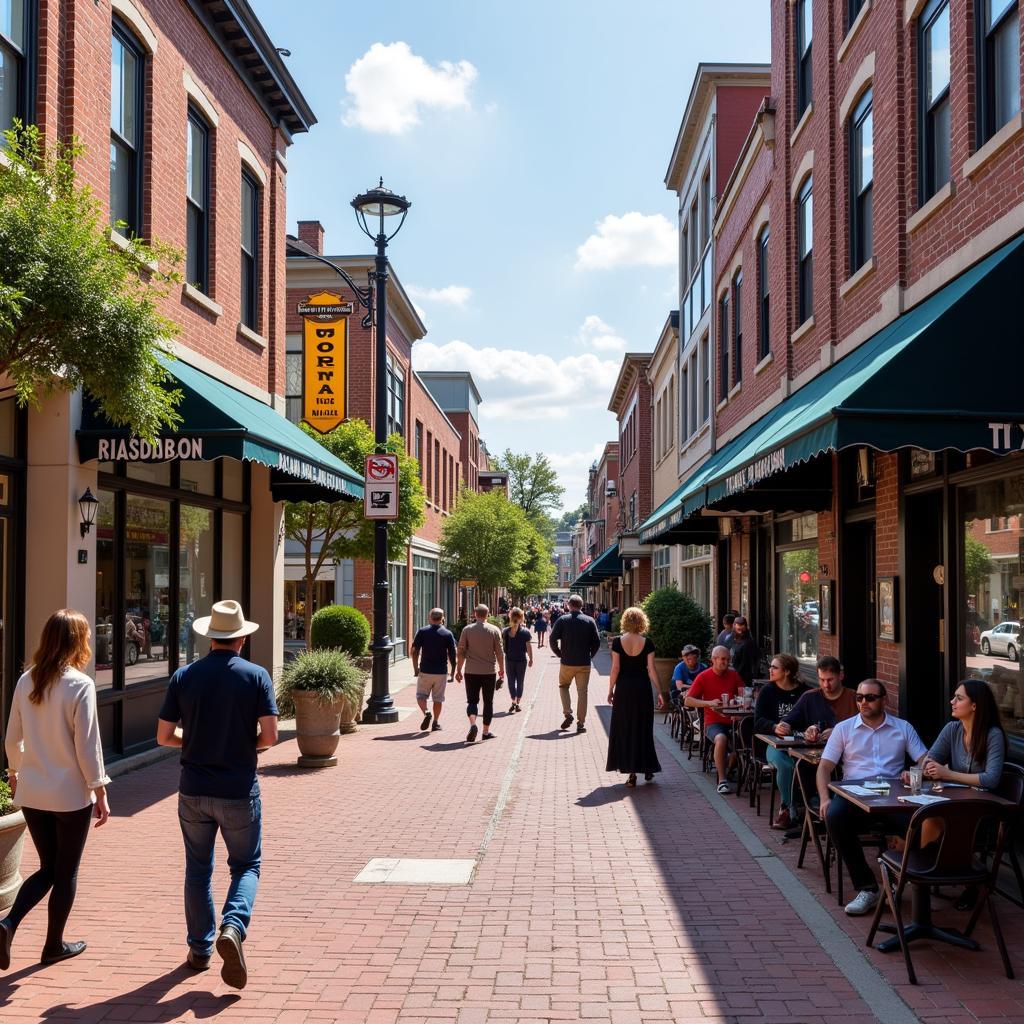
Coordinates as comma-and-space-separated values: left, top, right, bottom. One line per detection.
866, 800, 1015, 985
991, 762, 1024, 907
794, 753, 834, 894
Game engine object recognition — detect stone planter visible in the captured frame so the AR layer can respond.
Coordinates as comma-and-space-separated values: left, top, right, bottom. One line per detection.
293, 690, 341, 768
338, 694, 358, 735
0, 809, 26, 913
653, 657, 677, 697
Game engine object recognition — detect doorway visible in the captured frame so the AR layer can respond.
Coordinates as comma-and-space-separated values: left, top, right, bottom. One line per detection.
841, 520, 876, 685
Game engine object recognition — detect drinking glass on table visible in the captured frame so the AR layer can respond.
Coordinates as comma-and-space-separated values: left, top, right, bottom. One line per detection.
721, 692, 730, 708
908, 766, 923, 795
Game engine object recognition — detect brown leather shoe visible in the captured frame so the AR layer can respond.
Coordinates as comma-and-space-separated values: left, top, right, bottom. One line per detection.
186, 948, 211, 971
773, 807, 792, 829
216, 925, 247, 989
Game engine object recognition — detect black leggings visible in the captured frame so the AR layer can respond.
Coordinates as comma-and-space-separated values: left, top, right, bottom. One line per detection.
465, 673, 496, 725
6, 804, 92, 951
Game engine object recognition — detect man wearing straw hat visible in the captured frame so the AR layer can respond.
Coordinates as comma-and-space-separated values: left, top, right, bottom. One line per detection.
156, 600, 278, 990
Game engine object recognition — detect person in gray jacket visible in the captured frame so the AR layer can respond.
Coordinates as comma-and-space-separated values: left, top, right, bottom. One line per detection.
924, 678, 1006, 790
549, 595, 601, 733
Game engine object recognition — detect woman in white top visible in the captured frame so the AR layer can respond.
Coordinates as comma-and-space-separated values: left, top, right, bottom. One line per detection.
1, 609, 110, 969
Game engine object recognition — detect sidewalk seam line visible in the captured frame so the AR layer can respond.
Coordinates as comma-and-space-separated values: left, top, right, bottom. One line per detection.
655, 727, 922, 1024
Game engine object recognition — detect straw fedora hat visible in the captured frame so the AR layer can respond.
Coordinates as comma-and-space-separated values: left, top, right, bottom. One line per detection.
192, 600, 260, 639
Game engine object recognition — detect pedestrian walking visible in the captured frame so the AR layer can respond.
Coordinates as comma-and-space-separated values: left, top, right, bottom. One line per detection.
729, 615, 760, 686
502, 607, 534, 713
411, 608, 457, 732
533, 607, 548, 647
549, 594, 601, 733
0, 609, 111, 970
606, 606, 663, 787
455, 604, 504, 742
716, 612, 737, 648
156, 600, 278, 989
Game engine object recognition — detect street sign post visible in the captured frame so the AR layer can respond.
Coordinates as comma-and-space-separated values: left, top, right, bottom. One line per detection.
364, 454, 400, 520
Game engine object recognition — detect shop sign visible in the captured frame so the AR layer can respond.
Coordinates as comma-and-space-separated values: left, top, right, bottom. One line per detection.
96, 437, 204, 461
458, 579, 478, 589
724, 447, 787, 495
299, 291, 351, 434
364, 453, 399, 519
278, 453, 348, 495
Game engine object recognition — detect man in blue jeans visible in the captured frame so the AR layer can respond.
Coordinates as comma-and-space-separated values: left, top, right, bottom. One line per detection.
157, 600, 278, 990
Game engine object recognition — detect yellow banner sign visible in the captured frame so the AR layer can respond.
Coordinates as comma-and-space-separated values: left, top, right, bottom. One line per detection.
458, 579, 478, 589
299, 291, 351, 434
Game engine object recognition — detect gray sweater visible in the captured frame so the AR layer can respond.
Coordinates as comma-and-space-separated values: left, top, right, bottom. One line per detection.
927, 721, 1005, 790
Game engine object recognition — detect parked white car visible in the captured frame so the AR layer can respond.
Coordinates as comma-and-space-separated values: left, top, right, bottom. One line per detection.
980, 621, 1021, 661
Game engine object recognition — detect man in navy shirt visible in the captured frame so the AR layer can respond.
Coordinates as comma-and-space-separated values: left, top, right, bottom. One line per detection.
411, 608, 457, 732
157, 600, 277, 990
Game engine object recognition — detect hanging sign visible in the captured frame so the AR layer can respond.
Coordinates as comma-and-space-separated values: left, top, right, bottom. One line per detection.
458, 579, 478, 589
299, 291, 352, 434
364, 453, 400, 520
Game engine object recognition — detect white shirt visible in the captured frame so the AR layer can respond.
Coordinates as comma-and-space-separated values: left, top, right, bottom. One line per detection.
4, 668, 110, 812
822, 712, 927, 780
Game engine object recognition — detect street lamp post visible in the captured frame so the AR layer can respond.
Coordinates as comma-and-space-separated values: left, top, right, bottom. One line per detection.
352, 180, 410, 725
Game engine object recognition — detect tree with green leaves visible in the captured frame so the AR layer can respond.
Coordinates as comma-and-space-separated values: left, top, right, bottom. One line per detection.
440, 489, 531, 592
0, 123, 183, 439
964, 533, 994, 594
555, 502, 589, 533
498, 450, 565, 524
284, 419, 425, 644
512, 524, 556, 599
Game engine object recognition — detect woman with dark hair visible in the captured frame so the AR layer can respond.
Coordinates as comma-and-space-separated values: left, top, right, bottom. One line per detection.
0, 610, 110, 970
924, 678, 1006, 789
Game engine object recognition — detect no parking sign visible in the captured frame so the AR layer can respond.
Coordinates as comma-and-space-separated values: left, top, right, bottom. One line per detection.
364, 454, 400, 519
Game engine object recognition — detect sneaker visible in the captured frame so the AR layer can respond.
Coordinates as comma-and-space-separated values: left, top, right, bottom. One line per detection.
420, 712, 432, 731
844, 890, 879, 916
216, 925, 247, 989
466, 724, 478, 743
561, 713, 574, 730
576, 722, 586, 734
483, 731, 495, 740
717, 781, 733, 795
773, 808, 792, 830
186, 948, 211, 971
431, 721, 442, 732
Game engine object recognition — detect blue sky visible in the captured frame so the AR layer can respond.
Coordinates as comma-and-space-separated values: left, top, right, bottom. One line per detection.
251, 0, 771, 511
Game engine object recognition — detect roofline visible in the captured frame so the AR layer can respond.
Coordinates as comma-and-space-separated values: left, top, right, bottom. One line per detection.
608, 353, 653, 415
411, 370, 462, 440
650, 312, 681, 378
417, 370, 484, 407
664, 62, 771, 192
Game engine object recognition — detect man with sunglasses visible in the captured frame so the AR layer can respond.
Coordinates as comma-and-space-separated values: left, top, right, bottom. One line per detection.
817, 678, 928, 917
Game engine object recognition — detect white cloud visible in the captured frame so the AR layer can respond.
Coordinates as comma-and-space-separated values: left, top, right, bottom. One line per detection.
342, 42, 477, 135
574, 212, 676, 270
576, 314, 628, 353
412, 339, 621, 422
547, 443, 609, 509
407, 284, 473, 308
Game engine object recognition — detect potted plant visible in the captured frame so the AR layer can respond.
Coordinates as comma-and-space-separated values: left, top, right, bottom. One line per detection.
0, 778, 26, 913
277, 649, 369, 767
641, 586, 713, 697
310, 604, 371, 723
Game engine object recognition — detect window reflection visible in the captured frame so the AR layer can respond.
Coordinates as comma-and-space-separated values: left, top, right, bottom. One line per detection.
179, 505, 213, 665
94, 490, 116, 689
124, 495, 171, 685
778, 542, 819, 674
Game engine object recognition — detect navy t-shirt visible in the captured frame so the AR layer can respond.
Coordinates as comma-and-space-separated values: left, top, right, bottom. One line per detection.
412, 624, 457, 675
502, 626, 531, 662
159, 649, 278, 799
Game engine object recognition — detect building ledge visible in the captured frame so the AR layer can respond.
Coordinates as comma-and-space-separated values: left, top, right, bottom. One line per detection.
728, 379, 743, 400
790, 102, 814, 148
790, 315, 816, 346
963, 112, 1024, 180
839, 256, 877, 300
109, 228, 159, 272
183, 283, 223, 319
754, 351, 774, 376
838, 0, 872, 62
907, 180, 955, 234
237, 323, 268, 349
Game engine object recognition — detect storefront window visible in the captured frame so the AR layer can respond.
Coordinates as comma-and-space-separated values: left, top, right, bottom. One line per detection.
95, 490, 117, 690
413, 554, 437, 631
223, 460, 244, 502
388, 561, 408, 657
440, 577, 457, 624
222, 511, 245, 604
124, 494, 171, 686
180, 460, 216, 495
284, 580, 335, 641
652, 547, 672, 590
777, 516, 819, 674
126, 461, 171, 486
961, 473, 1024, 739
178, 505, 214, 665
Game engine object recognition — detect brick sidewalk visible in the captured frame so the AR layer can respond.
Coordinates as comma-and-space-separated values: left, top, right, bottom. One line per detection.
0, 646, 1016, 1022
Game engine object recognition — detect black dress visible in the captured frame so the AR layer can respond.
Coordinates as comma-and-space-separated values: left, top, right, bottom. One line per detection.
606, 635, 662, 775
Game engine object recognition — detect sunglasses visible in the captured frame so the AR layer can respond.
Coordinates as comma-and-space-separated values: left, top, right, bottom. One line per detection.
855, 692, 883, 703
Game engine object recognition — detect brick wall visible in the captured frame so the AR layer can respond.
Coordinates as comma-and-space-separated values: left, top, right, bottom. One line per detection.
874, 453, 900, 697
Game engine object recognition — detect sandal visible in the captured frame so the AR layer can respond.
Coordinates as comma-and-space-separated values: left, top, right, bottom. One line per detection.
626, 774, 637, 788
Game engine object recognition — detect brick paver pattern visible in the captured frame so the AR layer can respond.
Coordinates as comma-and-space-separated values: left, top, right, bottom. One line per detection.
0, 645, 1020, 1022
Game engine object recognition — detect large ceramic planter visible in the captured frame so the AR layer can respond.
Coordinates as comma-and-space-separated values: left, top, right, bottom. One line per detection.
0, 809, 26, 913
293, 690, 341, 768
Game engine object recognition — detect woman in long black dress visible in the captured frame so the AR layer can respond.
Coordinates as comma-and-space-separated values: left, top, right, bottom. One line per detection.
606, 606, 663, 787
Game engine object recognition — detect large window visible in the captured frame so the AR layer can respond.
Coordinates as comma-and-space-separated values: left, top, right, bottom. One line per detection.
388, 560, 408, 658
186, 106, 210, 292
796, 0, 813, 118
848, 0, 867, 25
977, 0, 1021, 146
700, 333, 710, 423
385, 353, 405, 437
718, 293, 729, 401
776, 515, 819, 675
732, 270, 743, 386
849, 90, 873, 271
0, 0, 30, 138
652, 547, 672, 591
284, 580, 334, 642
121, 495, 171, 688
797, 177, 814, 325
110, 23, 144, 235
919, 0, 951, 203
757, 227, 770, 359
413, 554, 438, 632
240, 170, 259, 330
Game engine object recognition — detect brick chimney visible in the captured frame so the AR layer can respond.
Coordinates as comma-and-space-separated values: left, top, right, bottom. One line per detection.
296, 220, 325, 255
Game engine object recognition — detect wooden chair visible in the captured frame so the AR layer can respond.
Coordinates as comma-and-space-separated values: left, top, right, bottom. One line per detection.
866, 800, 1015, 985
794, 755, 833, 894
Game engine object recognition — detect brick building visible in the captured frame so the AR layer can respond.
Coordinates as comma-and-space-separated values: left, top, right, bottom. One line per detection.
572, 443, 621, 610
285, 226, 466, 654
0, 0, 363, 760
640, 0, 1024, 756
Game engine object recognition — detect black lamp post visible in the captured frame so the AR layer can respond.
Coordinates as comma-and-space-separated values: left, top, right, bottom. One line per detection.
352, 180, 410, 725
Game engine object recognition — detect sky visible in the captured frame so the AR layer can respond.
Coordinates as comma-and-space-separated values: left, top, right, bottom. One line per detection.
250, 0, 771, 512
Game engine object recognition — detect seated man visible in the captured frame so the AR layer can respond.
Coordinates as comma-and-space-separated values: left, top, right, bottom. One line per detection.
685, 646, 745, 795
817, 678, 927, 917
669, 645, 706, 707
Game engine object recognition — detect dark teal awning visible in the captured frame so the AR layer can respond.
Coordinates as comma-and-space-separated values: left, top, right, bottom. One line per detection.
78, 356, 364, 503
572, 542, 621, 587
640, 233, 1024, 543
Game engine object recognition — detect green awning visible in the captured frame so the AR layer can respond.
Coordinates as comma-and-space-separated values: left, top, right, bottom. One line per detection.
641, 232, 1024, 543
572, 542, 621, 586
78, 357, 364, 503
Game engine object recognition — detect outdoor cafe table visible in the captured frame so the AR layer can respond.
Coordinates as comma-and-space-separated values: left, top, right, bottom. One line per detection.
754, 732, 826, 751
828, 778, 1014, 953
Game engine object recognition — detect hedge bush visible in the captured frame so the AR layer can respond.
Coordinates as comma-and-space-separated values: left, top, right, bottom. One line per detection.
641, 586, 713, 659
310, 604, 370, 657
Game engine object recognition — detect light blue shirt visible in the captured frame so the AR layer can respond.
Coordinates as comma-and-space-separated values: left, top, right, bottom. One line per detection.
822, 712, 928, 780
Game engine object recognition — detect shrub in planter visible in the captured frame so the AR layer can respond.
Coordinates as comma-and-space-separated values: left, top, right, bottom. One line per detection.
310, 604, 370, 658
642, 586, 713, 660
0, 778, 26, 913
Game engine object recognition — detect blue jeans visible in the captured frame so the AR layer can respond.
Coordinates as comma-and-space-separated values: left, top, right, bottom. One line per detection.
505, 658, 527, 700
766, 744, 796, 809
177, 785, 262, 955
